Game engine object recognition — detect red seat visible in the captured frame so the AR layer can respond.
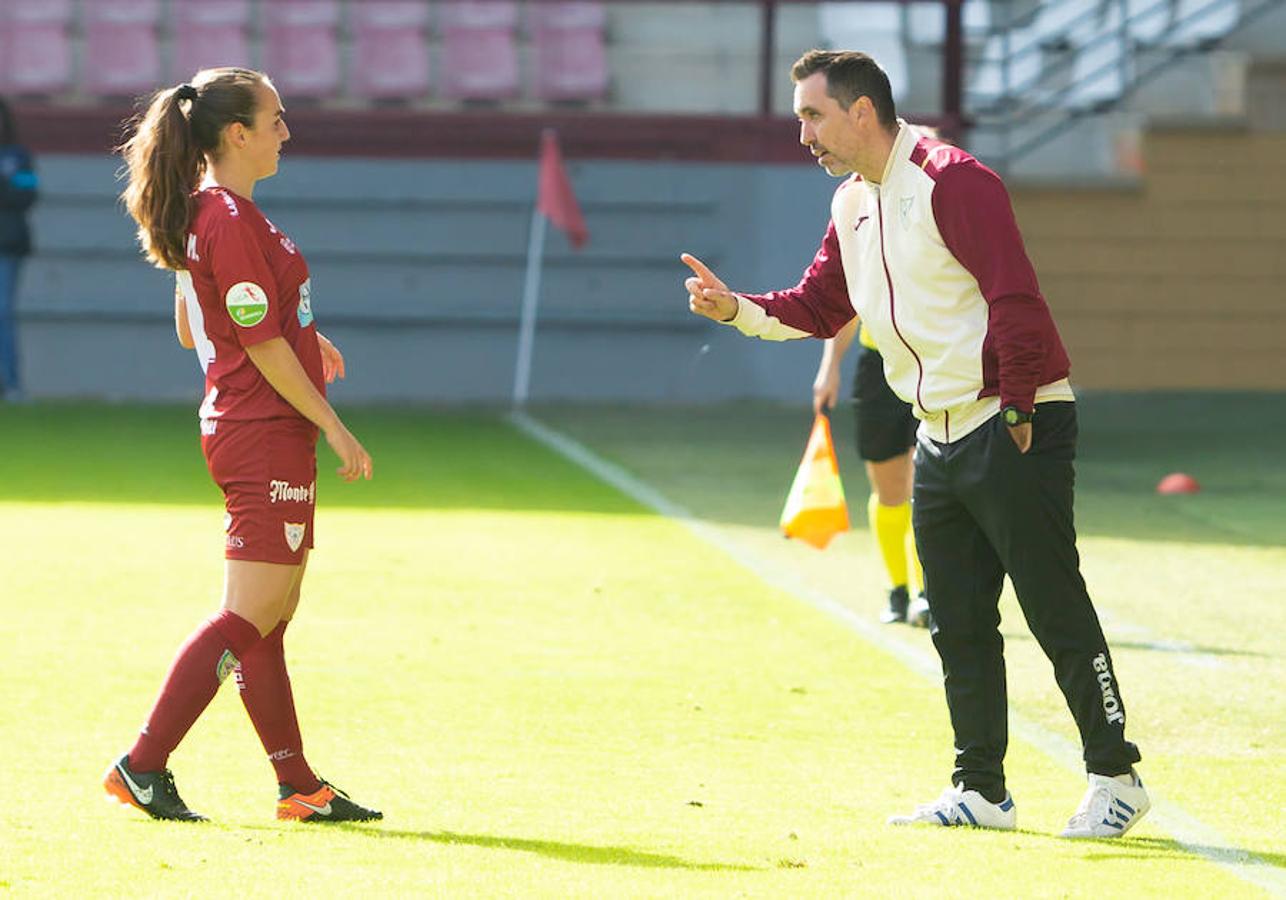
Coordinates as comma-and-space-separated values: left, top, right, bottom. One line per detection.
0, 0, 74, 95
84, 1, 162, 96
438, 1, 519, 31
262, 1, 341, 98
351, 27, 431, 100
351, 0, 430, 29
527, 1, 606, 33
439, 28, 519, 101
532, 28, 608, 101
170, 0, 251, 78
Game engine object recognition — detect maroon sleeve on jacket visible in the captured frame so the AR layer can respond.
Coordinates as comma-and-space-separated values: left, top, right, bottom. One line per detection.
930, 161, 1069, 411
739, 219, 856, 339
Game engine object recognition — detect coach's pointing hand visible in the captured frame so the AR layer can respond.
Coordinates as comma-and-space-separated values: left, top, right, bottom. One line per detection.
681, 253, 739, 323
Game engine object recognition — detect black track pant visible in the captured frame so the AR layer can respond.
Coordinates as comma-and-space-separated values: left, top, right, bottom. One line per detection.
912, 402, 1141, 802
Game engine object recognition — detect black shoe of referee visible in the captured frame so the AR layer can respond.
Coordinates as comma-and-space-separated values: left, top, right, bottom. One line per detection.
880, 585, 910, 624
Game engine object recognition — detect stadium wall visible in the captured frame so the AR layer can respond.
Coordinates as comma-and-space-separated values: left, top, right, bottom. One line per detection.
19, 125, 1286, 405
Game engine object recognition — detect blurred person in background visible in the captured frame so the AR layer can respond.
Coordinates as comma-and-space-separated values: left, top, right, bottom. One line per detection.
814, 123, 948, 629
813, 126, 946, 630
814, 303, 928, 628
104, 67, 381, 823
0, 96, 38, 402
683, 49, 1148, 839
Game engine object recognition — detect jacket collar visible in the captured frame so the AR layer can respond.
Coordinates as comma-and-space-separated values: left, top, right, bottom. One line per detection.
874, 119, 915, 186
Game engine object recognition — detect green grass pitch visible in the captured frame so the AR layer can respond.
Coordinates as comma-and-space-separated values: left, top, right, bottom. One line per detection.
0, 397, 1282, 897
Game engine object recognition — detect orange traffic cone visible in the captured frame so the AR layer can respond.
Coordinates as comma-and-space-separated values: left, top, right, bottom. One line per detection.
780, 413, 850, 549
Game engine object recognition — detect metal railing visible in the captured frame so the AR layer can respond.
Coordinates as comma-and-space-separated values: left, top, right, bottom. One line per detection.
969, 0, 1284, 171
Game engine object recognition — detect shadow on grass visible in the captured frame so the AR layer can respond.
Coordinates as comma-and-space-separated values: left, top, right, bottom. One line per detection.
1002, 631, 1278, 661
1005, 828, 1286, 873
324, 825, 763, 871
0, 403, 641, 515
5, 395, 1286, 549
1077, 835, 1286, 871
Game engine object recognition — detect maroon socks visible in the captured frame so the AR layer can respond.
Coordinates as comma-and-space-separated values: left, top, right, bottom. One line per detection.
128, 609, 262, 772
234, 620, 321, 794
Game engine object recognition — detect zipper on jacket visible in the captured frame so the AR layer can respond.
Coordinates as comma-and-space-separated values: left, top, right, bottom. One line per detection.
876, 192, 929, 419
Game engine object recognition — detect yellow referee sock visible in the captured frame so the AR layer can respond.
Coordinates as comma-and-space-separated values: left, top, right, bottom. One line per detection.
868, 493, 910, 590
906, 523, 924, 597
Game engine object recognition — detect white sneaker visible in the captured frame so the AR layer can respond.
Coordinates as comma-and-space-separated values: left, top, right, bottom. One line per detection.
888, 785, 1016, 830
908, 593, 932, 628
1061, 770, 1150, 838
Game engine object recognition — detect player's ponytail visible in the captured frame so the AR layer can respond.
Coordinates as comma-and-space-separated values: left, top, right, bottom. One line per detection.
118, 68, 266, 271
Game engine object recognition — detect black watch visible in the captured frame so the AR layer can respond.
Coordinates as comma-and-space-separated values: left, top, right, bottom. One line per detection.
1001, 406, 1033, 427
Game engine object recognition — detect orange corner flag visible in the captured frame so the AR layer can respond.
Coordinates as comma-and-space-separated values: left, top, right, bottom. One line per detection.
779, 413, 850, 550
537, 129, 588, 249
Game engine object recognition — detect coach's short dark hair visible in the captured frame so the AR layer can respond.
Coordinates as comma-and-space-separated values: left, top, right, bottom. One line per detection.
791, 50, 897, 128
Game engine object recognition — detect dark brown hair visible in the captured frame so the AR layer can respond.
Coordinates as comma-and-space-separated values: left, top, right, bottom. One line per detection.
118, 68, 268, 271
791, 50, 897, 129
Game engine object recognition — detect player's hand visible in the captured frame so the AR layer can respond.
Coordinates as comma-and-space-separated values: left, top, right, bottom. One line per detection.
1007, 422, 1032, 454
324, 422, 373, 481
317, 332, 346, 384
681, 253, 738, 322
813, 366, 841, 414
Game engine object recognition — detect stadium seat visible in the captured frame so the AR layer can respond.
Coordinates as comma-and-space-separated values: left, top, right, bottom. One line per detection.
171, 0, 253, 80
351, 0, 431, 29
0, 0, 74, 95
351, 3, 431, 100
1126, 0, 1171, 45
83, 0, 162, 97
1166, 0, 1240, 47
527, 1, 607, 33
262, 0, 342, 98
438, 1, 519, 31
1032, 0, 1100, 48
1064, 7, 1129, 108
532, 28, 608, 101
907, 0, 992, 44
439, 28, 520, 100
819, 4, 908, 101
969, 27, 1044, 106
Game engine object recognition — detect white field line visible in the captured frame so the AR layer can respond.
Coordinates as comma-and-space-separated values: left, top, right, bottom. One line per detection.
511, 411, 1286, 898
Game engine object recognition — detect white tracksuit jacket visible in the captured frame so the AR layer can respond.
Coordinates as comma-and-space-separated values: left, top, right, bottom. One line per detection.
727, 123, 1074, 443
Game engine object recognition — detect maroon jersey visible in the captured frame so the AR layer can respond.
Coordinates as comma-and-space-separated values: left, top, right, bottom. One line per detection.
176, 186, 323, 430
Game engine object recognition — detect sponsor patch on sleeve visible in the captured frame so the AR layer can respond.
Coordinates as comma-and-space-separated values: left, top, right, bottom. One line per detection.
296, 278, 314, 328
225, 282, 270, 327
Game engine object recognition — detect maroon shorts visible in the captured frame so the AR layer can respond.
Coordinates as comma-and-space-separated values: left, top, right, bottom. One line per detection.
202, 418, 319, 565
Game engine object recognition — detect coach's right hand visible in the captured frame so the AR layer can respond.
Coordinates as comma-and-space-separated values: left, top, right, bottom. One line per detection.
681, 253, 739, 323
325, 422, 373, 482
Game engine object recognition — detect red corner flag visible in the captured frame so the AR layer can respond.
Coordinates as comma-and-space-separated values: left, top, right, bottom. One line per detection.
537, 129, 588, 249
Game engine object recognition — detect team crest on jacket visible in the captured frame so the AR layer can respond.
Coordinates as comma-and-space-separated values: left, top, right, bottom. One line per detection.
284, 522, 306, 552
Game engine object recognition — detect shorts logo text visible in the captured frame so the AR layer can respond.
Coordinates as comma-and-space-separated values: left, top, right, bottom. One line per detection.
269, 480, 316, 504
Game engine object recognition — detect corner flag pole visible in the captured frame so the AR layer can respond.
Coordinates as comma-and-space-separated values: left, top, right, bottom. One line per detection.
511, 128, 588, 411
512, 202, 547, 409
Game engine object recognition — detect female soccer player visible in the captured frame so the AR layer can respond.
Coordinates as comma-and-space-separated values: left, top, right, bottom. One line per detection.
103, 68, 381, 823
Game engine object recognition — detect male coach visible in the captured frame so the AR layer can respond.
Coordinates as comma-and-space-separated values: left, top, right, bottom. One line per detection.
681, 50, 1149, 838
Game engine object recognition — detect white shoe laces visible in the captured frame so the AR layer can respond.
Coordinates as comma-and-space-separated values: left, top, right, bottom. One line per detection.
913, 787, 970, 824
1066, 783, 1112, 831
